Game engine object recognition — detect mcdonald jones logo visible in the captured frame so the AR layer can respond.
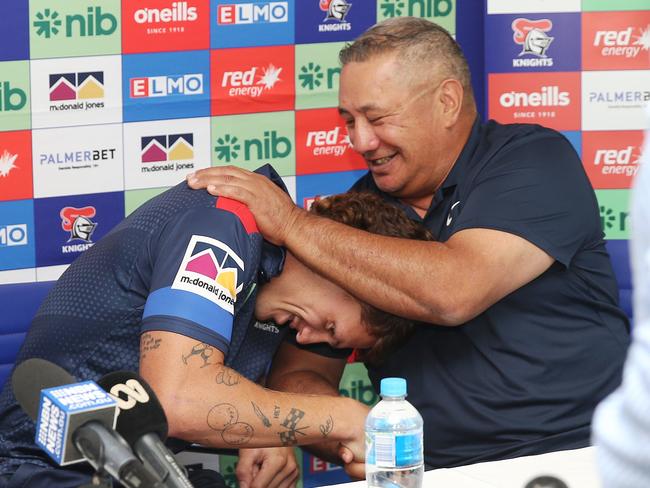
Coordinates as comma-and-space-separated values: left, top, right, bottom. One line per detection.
49, 72, 104, 101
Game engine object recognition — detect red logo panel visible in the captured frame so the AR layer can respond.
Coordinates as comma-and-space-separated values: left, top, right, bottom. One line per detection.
211, 46, 295, 115
488, 72, 581, 131
296, 108, 365, 175
122, 0, 210, 54
582, 130, 644, 189
0, 130, 32, 202
582, 11, 650, 71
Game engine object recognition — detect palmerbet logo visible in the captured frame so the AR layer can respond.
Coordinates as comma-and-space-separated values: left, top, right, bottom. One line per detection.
33, 7, 117, 38
215, 131, 291, 163
140, 133, 195, 173
600, 205, 629, 232
0, 82, 28, 112
298, 62, 340, 90
130, 74, 203, 98
379, 0, 452, 18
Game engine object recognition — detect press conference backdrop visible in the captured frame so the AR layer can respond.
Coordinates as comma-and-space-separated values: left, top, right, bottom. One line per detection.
0, 0, 647, 486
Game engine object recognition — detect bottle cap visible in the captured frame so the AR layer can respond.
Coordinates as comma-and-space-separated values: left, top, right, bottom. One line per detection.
380, 377, 407, 397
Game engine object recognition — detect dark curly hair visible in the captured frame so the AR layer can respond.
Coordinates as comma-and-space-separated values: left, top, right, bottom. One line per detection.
309, 192, 433, 365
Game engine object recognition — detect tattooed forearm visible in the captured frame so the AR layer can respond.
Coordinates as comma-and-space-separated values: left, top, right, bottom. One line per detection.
319, 415, 334, 438
207, 403, 254, 446
140, 333, 162, 359
273, 405, 280, 419
251, 402, 272, 428
215, 366, 241, 386
278, 408, 309, 446
182, 342, 214, 368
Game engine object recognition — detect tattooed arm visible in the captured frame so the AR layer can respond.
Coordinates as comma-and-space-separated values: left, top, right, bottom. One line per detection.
139, 330, 366, 457
266, 341, 370, 472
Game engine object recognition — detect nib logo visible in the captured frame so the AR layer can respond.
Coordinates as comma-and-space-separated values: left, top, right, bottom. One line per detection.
214, 134, 241, 162
215, 131, 291, 162
49, 72, 104, 101
0, 82, 28, 112
299, 62, 340, 90
222, 64, 282, 98
379, 0, 452, 18
594, 24, 650, 59
499, 86, 569, 107
33, 7, 117, 39
0, 150, 18, 177
512, 18, 554, 58
599, 205, 629, 233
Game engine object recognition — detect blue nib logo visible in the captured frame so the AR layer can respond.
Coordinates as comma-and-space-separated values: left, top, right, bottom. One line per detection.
215, 134, 241, 163
299, 63, 324, 90
34, 9, 62, 38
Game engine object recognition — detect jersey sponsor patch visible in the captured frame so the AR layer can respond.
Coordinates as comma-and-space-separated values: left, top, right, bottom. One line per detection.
172, 234, 244, 314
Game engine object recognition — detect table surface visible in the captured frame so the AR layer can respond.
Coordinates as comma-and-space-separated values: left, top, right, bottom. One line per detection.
319, 446, 601, 488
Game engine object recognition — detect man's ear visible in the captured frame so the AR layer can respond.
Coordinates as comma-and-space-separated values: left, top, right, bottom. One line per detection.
437, 79, 464, 128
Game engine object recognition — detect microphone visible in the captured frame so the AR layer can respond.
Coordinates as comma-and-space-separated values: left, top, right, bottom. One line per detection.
98, 371, 194, 488
11, 358, 164, 488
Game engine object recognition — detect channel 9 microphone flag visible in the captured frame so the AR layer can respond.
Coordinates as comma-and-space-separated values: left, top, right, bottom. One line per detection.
12, 358, 117, 465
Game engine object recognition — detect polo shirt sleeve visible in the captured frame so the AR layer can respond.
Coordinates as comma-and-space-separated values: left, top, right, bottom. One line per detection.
141, 204, 256, 355
452, 130, 601, 267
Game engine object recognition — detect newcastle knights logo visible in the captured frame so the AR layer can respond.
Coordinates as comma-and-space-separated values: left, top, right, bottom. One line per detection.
512, 18, 554, 58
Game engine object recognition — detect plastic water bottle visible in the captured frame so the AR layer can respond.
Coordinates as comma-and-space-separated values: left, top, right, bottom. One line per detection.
365, 377, 423, 488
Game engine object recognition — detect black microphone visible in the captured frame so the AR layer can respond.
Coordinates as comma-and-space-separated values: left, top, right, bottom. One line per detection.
11, 358, 164, 488
98, 371, 194, 488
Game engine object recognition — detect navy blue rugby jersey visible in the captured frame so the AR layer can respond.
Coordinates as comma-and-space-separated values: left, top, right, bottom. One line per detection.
351, 119, 630, 468
0, 166, 287, 475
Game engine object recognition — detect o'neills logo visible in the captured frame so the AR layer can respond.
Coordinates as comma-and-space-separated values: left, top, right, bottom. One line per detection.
499, 86, 569, 107
172, 235, 244, 314
134, 2, 198, 24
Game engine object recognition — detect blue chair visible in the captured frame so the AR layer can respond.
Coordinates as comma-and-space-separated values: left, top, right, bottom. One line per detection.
0, 281, 56, 388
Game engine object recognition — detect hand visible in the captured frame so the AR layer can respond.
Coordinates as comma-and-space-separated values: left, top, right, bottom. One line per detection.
236, 447, 299, 488
187, 166, 304, 246
337, 398, 368, 469
339, 445, 366, 480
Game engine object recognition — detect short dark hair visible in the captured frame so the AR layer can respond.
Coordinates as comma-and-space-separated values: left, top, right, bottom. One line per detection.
339, 17, 473, 98
309, 192, 433, 365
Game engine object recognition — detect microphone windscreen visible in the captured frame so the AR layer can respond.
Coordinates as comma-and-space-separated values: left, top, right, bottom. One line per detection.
12, 358, 76, 420
97, 371, 168, 445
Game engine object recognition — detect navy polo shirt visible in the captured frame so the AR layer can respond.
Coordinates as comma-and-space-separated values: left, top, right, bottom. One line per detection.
351, 119, 630, 468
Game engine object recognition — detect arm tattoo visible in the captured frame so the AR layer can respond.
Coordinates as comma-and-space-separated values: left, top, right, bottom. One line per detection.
182, 342, 214, 368
319, 415, 334, 438
273, 405, 280, 419
278, 408, 309, 446
251, 402, 272, 428
215, 366, 241, 386
207, 403, 254, 446
140, 333, 162, 360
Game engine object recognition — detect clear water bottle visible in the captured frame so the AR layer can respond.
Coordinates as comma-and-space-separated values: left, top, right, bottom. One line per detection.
365, 377, 423, 488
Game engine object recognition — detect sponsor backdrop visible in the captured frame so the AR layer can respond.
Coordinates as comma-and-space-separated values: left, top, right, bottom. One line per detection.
1, 0, 647, 485
486, 0, 650, 242
0, 1, 455, 486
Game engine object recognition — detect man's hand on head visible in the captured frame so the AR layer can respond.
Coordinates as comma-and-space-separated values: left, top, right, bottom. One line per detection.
187, 166, 305, 246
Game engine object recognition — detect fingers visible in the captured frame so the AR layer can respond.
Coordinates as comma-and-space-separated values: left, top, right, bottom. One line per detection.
235, 452, 257, 488
187, 165, 253, 190
253, 456, 299, 488
339, 445, 354, 464
344, 461, 366, 480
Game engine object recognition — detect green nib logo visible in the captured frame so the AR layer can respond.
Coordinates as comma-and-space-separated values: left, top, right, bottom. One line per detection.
34, 9, 62, 38
600, 205, 616, 230
380, 0, 405, 17
215, 134, 241, 163
299, 62, 324, 90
